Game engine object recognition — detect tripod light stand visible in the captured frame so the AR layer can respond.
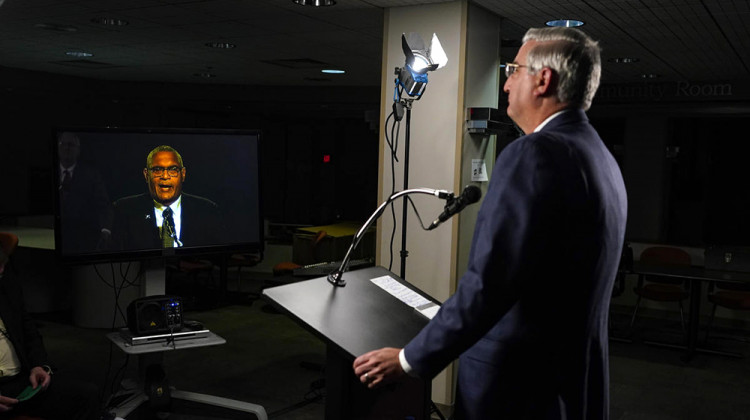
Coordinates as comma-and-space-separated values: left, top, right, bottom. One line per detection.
392, 32, 448, 279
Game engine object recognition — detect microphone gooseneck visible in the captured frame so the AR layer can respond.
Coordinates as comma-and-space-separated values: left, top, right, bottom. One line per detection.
327, 187, 452, 287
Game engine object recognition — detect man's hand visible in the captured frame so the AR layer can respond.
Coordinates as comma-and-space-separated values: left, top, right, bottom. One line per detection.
29, 366, 51, 390
0, 395, 18, 412
353, 347, 405, 389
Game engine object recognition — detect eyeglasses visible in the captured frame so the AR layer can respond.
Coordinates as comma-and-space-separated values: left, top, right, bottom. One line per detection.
149, 166, 182, 177
503, 62, 527, 78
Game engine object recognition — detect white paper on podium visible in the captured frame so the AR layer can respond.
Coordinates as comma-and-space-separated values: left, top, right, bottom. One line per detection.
415, 302, 440, 319
370, 275, 440, 319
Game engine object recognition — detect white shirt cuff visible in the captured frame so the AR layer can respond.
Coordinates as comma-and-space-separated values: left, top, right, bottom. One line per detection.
399, 348, 416, 377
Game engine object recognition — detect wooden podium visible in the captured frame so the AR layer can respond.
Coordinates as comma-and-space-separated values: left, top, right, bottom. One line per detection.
262, 266, 437, 420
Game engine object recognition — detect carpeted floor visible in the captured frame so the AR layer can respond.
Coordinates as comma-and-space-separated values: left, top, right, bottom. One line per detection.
25, 267, 750, 420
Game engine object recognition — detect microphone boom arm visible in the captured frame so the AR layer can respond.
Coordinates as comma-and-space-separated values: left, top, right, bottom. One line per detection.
327, 187, 450, 287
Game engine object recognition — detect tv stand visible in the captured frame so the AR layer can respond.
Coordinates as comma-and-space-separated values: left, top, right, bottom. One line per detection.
142, 259, 167, 296
106, 329, 267, 420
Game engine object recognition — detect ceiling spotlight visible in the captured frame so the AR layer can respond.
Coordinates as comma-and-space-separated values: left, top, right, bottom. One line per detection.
395, 32, 448, 99
321, 69, 345, 74
546, 19, 584, 27
292, 0, 336, 5
90, 17, 129, 26
205, 42, 236, 49
66, 51, 93, 58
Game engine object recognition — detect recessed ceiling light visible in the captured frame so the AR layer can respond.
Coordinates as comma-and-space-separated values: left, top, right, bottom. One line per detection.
293, 0, 336, 6
194, 72, 216, 78
321, 69, 345, 74
546, 19, 584, 27
90, 17, 129, 26
205, 42, 236, 49
641, 73, 660, 79
34, 23, 78, 32
608, 57, 640, 64
66, 51, 93, 58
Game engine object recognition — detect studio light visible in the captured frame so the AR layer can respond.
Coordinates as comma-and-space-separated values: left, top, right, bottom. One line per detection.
395, 32, 447, 99
388, 32, 449, 278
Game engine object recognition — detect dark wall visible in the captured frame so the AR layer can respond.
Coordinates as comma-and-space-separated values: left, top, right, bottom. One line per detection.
0, 66, 379, 227
586, 112, 750, 248
666, 116, 749, 247
498, 78, 750, 249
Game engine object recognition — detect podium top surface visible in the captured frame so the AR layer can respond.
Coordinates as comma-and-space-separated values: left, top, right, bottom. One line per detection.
262, 266, 437, 359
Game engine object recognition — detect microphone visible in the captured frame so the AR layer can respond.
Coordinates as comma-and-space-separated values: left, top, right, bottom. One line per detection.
427, 185, 482, 230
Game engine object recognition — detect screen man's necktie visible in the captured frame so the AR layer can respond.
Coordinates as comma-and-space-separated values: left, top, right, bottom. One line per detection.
162, 207, 175, 248
60, 170, 71, 195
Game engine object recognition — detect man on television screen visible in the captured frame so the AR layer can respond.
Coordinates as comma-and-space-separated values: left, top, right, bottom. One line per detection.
111, 145, 222, 251
58, 132, 113, 254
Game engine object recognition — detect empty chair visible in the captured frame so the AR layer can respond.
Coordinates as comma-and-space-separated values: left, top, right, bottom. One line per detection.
704, 280, 750, 342
629, 246, 692, 334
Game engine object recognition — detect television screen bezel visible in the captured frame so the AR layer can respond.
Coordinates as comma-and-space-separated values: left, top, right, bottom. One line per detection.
52, 126, 264, 264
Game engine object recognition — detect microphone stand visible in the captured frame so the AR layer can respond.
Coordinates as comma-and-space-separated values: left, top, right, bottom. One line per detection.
328, 188, 450, 287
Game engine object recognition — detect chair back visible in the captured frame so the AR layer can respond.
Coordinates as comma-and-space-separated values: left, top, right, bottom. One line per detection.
640, 246, 691, 285
0, 232, 19, 257
640, 246, 691, 266
711, 280, 750, 292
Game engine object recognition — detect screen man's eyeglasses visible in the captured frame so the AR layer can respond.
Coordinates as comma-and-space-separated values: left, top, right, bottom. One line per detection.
148, 166, 182, 177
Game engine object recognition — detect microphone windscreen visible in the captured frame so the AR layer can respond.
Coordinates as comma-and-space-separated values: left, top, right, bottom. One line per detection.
464, 185, 482, 204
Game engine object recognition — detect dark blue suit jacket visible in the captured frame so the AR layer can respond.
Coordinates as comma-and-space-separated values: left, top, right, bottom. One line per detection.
403, 109, 627, 420
111, 193, 222, 251
58, 163, 113, 254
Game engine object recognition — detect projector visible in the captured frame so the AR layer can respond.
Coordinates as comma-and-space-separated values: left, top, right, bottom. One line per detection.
466, 107, 503, 134
127, 295, 184, 336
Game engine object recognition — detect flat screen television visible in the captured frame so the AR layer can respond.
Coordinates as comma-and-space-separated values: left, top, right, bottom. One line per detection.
53, 127, 263, 263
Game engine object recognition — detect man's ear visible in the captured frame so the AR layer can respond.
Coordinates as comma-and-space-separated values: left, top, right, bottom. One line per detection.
143, 168, 149, 183
534, 67, 556, 97
181, 167, 186, 182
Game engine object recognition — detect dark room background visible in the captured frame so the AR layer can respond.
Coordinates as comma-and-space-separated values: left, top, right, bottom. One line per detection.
0, 66, 380, 230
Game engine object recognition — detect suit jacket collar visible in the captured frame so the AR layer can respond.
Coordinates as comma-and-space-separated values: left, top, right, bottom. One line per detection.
539, 108, 588, 132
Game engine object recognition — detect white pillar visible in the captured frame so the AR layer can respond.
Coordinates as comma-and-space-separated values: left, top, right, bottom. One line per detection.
377, 0, 502, 406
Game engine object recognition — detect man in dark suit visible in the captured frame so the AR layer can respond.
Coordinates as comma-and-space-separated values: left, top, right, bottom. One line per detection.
353, 27, 627, 419
111, 145, 221, 251
58, 132, 113, 254
0, 248, 101, 419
